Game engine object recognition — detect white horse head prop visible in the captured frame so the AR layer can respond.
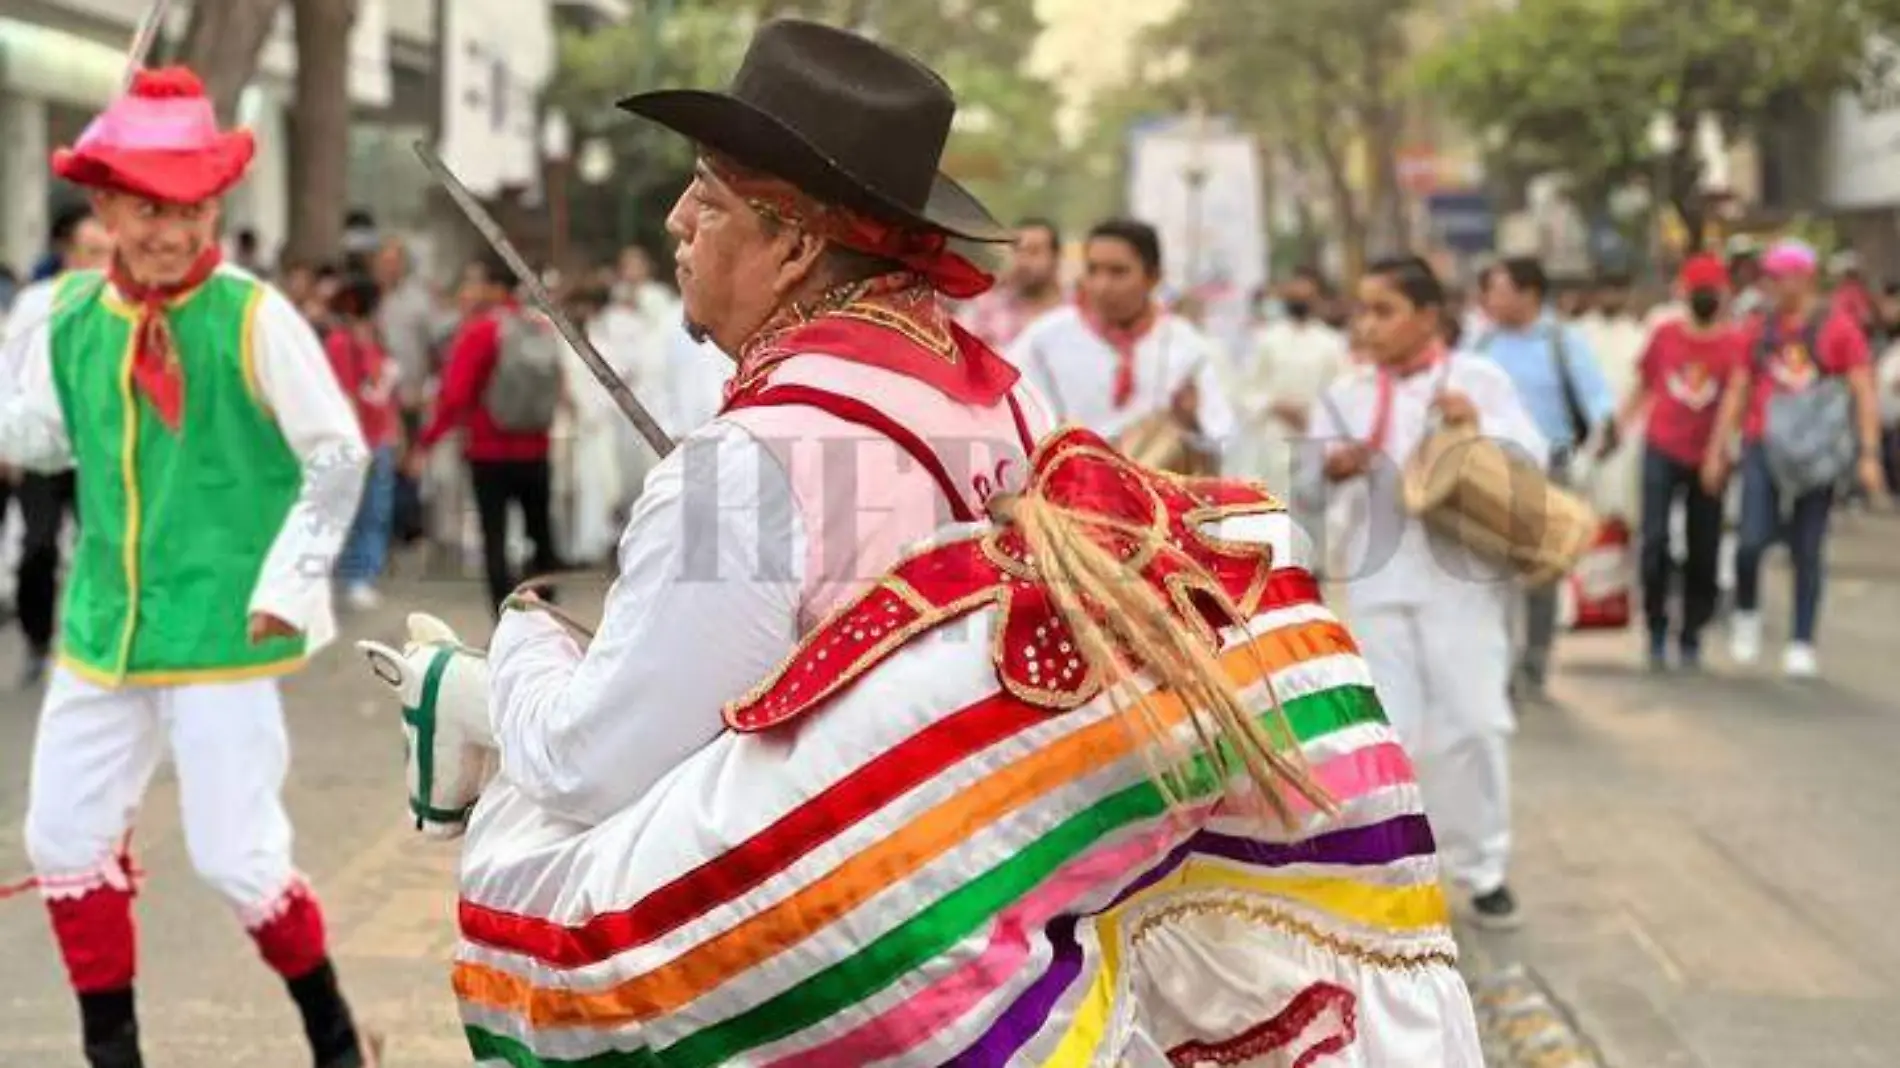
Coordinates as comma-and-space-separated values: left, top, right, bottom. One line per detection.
357, 613, 498, 840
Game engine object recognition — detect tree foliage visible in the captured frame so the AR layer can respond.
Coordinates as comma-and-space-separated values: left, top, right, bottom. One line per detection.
549, 0, 1062, 262
1420, 0, 1900, 250
1147, 0, 1421, 280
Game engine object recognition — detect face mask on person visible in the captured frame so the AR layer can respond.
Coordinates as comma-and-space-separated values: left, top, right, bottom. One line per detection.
1687, 288, 1722, 324
1284, 299, 1312, 321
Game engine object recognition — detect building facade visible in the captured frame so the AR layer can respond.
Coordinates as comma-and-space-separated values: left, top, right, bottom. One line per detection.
0, 0, 566, 279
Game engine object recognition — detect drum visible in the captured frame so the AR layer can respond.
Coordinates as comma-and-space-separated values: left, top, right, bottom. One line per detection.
1402, 422, 1598, 587
1116, 411, 1219, 477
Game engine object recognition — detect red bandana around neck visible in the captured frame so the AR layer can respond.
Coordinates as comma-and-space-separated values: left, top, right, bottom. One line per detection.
703, 156, 995, 300
109, 247, 223, 432
1079, 298, 1160, 409
1366, 340, 1448, 451
725, 272, 1019, 409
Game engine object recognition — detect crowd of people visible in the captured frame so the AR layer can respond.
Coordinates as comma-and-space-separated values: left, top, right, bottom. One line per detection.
948, 219, 1892, 931
6, 19, 1893, 1067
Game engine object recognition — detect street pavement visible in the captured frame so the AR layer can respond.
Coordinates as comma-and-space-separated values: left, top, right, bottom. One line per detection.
0, 517, 1896, 1065
1460, 507, 1900, 1067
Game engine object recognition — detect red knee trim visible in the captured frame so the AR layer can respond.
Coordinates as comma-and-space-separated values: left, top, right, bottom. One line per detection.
249, 881, 329, 980
46, 887, 138, 993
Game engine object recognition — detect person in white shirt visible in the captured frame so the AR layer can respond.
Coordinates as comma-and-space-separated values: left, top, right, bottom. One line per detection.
1576, 275, 1647, 521
1229, 265, 1348, 489
1, 67, 375, 1068
597, 252, 683, 506
1300, 254, 1547, 931
1005, 218, 1235, 470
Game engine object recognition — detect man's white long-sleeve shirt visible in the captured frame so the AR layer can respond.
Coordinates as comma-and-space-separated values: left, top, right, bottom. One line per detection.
0, 268, 368, 653
1005, 305, 1236, 450
488, 419, 806, 825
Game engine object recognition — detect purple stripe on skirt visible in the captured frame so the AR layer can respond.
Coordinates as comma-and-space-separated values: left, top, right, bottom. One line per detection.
942, 812, 1437, 1065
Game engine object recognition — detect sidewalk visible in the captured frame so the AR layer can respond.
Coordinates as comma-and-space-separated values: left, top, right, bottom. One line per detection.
1462, 511, 1900, 1067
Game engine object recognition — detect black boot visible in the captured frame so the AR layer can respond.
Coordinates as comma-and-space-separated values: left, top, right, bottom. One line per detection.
286, 959, 372, 1067
78, 988, 143, 1068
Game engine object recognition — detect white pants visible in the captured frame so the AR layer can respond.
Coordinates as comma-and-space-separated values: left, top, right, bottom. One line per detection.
1354, 602, 1514, 896
24, 668, 298, 922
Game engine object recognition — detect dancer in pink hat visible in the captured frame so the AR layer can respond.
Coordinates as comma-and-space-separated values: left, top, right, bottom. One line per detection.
0, 68, 378, 1067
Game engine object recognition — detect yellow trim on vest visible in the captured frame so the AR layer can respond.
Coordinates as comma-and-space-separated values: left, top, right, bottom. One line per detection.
240, 281, 267, 407
113, 326, 141, 682
100, 274, 215, 317
58, 652, 308, 691
98, 283, 137, 322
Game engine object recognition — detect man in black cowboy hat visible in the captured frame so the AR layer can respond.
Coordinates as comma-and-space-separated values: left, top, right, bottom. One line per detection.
484, 19, 1051, 826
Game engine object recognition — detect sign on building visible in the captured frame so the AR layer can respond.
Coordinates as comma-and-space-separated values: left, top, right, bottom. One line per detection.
1127, 115, 1267, 359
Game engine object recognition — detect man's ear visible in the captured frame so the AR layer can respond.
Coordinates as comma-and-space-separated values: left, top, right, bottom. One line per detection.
774, 229, 829, 297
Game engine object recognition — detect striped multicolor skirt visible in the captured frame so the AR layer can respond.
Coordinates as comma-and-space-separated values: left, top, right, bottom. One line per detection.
447, 540, 1482, 1066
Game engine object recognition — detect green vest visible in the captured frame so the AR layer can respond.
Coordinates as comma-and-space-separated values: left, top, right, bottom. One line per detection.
48, 268, 308, 686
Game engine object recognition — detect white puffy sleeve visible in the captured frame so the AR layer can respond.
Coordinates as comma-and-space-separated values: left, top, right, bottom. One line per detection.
487, 418, 805, 826
0, 312, 73, 472
246, 285, 371, 651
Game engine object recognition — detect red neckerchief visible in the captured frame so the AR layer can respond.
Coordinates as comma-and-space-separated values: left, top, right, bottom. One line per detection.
109, 247, 222, 432
1078, 298, 1159, 409
724, 272, 1019, 409
1366, 340, 1447, 451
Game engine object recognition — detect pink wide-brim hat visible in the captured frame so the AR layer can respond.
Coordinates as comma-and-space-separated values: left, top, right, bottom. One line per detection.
52, 67, 255, 204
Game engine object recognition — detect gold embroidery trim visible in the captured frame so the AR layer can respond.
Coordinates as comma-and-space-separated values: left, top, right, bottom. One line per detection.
1127, 896, 1459, 973
722, 430, 1314, 725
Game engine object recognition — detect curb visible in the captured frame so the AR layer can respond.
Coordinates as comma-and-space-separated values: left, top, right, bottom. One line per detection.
1466, 963, 1605, 1068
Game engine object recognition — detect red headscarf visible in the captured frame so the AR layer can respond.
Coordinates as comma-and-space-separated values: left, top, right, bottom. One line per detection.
702, 155, 994, 299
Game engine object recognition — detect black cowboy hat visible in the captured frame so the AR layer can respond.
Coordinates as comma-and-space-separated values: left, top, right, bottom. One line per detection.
617, 19, 1009, 243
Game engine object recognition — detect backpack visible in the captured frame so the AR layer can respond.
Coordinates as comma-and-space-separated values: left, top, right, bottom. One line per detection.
482, 311, 563, 433
1755, 312, 1857, 497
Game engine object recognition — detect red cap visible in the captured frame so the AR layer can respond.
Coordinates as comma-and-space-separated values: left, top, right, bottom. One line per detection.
1677, 254, 1730, 292
52, 67, 255, 204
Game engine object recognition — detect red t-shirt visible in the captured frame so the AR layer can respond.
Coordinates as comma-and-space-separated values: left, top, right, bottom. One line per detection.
1638, 320, 1744, 466
324, 327, 400, 449
1738, 309, 1871, 442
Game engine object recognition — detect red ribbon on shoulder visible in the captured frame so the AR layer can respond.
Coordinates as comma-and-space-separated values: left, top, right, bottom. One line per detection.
108, 247, 223, 433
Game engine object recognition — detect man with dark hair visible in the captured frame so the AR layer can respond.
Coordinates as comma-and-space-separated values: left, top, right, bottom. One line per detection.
958, 215, 1066, 347
1007, 217, 1234, 473
1475, 255, 1616, 700
373, 21, 1482, 1061
232, 227, 263, 275
408, 251, 562, 613
30, 204, 93, 282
